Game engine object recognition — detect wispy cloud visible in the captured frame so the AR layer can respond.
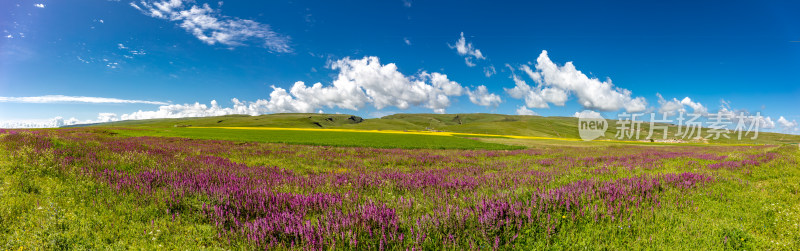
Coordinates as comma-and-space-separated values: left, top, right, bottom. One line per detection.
449, 32, 485, 67
0, 95, 169, 105
117, 43, 146, 56
130, 0, 290, 52
483, 65, 496, 77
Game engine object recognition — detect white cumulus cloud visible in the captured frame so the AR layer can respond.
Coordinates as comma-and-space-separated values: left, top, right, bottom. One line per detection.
120, 100, 247, 120
34, 3, 45, 8
506, 74, 548, 109
318, 56, 465, 113
656, 94, 708, 116
777, 116, 799, 132
715, 101, 775, 129
533, 50, 646, 112
97, 113, 118, 123
508, 50, 647, 113
466, 85, 502, 108
105, 56, 473, 121
573, 110, 603, 119
131, 0, 290, 52
516, 106, 537, 116
760, 116, 776, 129
680, 97, 708, 115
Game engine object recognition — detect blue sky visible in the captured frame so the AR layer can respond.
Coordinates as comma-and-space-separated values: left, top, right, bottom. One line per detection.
1, 0, 799, 132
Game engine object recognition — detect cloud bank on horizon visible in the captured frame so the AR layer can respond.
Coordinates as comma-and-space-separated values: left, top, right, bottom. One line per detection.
83, 55, 499, 121
4, 48, 796, 133
1, 49, 659, 122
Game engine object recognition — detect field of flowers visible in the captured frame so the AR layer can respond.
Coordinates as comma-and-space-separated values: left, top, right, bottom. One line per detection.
1, 128, 798, 250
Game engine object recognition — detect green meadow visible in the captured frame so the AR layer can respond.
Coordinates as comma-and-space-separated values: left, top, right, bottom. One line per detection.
93, 113, 800, 145
2, 113, 799, 249
109, 127, 522, 150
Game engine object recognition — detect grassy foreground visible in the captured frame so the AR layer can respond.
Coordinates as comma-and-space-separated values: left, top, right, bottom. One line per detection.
1, 128, 799, 249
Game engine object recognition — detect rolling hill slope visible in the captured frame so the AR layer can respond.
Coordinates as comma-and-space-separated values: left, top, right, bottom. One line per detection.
96, 114, 365, 128
89, 113, 800, 145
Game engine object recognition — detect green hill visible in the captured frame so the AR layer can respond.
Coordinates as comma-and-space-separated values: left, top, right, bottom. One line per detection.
89, 113, 800, 145
97, 113, 365, 128
339, 113, 580, 138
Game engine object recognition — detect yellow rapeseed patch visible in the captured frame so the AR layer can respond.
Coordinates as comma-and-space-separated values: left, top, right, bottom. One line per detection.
190, 126, 757, 146
192, 126, 580, 141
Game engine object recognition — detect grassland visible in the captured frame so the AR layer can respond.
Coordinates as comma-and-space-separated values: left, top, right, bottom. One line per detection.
1, 128, 799, 249
89, 113, 800, 145
109, 127, 522, 150
0, 148, 222, 249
